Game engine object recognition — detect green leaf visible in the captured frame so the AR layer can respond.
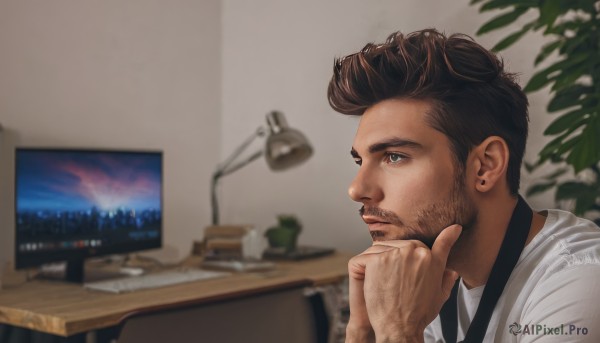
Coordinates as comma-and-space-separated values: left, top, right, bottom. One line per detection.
538, 123, 584, 163
555, 181, 590, 200
551, 63, 590, 92
544, 108, 588, 135
544, 167, 569, 179
539, 0, 563, 30
524, 159, 543, 172
548, 18, 588, 35
554, 0, 597, 15
539, 130, 572, 157
574, 191, 599, 215
555, 178, 599, 215
526, 180, 557, 197
476, 7, 529, 35
491, 22, 535, 51
570, 0, 597, 13
559, 33, 591, 55
547, 84, 591, 112
547, 94, 580, 112
524, 54, 589, 93
566, 116, 600, 172
480, 0, 537, 12
524, 69, 555, 92
534, 40, 563, 66
554, 134, 582, 156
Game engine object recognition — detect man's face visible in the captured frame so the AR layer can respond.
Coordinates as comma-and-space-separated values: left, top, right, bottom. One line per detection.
349, 98, 477, 248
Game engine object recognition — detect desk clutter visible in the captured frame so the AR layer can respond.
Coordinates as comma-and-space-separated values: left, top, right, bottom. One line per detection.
197, 225, 274, 271
263, 245, 335, 261
200, 225, 262, 260
198, 223, 335, 265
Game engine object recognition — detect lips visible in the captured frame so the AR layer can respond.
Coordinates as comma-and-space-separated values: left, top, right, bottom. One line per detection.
362, 216, 390, 225
362, 216, 392, 232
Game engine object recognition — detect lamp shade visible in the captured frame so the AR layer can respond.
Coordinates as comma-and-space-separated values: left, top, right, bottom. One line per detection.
210, 110, 313, 224
264, 111, 313, 171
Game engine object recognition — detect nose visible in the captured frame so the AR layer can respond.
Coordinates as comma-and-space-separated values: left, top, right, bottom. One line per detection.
348, 164, 382, 203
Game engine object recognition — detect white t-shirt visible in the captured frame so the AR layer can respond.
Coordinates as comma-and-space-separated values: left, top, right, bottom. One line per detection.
424, 209, 600, 342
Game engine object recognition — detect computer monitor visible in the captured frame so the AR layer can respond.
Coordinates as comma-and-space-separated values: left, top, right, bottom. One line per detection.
15, 148, 163, 282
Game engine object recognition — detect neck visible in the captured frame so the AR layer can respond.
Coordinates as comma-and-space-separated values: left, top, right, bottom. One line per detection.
449, 193, 546, 289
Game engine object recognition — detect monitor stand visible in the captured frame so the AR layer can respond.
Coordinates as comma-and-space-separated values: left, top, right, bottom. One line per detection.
65, 259, 84, 283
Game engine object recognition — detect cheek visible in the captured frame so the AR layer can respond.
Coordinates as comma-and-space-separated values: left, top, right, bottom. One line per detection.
420, 157, 456, 194
381, 163, 449, 208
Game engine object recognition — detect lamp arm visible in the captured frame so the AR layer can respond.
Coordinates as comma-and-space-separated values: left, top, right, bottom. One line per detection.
211, 172, 220, 225
211, 150, 263, 225
216, 127, 266, 175
211, 127, 267, 225
219, 150, 264, 177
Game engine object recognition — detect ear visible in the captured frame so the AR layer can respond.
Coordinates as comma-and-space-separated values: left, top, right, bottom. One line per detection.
471, 136, 509, 193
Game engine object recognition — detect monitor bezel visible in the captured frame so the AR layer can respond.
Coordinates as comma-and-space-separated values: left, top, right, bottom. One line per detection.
14, 147, 164, 270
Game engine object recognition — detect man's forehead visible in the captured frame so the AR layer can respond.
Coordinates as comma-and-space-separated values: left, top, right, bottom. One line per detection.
352, 99, 434, 151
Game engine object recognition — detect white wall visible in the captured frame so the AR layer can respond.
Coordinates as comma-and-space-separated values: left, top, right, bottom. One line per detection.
0, 0, 221, 267
0, 1, 558, 267
221, 0, 555, 253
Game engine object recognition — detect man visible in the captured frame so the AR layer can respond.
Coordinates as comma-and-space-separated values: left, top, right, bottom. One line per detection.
327, 29, 600, 342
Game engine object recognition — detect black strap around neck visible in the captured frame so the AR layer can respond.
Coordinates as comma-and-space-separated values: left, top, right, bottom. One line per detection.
440, 195, 533, 343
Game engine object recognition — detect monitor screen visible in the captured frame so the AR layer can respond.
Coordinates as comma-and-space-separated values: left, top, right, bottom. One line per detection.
15, 148, 163, 270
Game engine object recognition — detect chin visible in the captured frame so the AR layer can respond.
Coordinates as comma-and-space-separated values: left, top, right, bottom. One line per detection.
371, 231, 435, 248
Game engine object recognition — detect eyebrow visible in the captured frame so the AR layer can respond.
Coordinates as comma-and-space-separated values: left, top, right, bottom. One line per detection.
351, 138, 423, 158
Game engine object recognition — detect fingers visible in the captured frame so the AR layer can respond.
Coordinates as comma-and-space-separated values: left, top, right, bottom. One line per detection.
361, 244, 400, 254
431, 224, 462, 265
372, 239, 428, 249
347, 270, 372, 328
349, 245, 398, 280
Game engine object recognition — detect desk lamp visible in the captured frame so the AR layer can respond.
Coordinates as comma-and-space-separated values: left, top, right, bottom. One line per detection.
211, 111, 313, 225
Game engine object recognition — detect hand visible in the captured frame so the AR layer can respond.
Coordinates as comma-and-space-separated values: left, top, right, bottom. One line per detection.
346, 250, 376, 342
350, 224, 462, 342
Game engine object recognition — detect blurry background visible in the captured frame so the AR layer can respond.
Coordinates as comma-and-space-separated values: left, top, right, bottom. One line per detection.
0, 0, 555, 268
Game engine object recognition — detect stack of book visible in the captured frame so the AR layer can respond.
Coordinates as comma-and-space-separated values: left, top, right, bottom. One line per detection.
202, 225, 253, 261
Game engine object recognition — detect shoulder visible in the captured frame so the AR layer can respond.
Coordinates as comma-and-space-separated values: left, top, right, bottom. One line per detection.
509, 211, 600, 341
524, 209, 600, 303
526, 209, 600, 273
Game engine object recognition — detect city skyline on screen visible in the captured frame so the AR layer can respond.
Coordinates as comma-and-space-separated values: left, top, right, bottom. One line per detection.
16, 150, 162, 213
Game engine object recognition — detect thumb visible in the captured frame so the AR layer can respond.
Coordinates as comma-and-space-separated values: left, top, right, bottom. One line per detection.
432, 224, 462, 265
441, 269, 459, 301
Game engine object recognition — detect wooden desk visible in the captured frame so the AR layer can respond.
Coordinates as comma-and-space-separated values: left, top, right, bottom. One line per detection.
0, 252, 349, 337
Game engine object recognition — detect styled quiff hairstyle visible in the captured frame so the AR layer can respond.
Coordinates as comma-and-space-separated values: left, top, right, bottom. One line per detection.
327, 29, 529, 195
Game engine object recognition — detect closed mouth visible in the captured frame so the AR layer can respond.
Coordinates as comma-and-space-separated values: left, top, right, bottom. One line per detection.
362, 216, 391, 225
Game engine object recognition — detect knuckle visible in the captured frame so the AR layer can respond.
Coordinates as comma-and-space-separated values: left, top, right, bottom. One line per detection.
406, 240, 420, 248
414, 247, 431, 259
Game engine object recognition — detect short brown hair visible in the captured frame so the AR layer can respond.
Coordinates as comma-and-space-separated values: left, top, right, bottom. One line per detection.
327, 29, 529, 195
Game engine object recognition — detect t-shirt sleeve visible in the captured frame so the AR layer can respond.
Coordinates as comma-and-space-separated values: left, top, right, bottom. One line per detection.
517, 264, 600, 342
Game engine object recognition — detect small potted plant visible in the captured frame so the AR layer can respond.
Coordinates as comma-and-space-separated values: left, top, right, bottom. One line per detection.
264, 215, 302, 252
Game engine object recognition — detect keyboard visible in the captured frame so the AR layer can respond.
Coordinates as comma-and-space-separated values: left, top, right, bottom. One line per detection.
84, 268, 231, 294
201, 259, 275, 272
